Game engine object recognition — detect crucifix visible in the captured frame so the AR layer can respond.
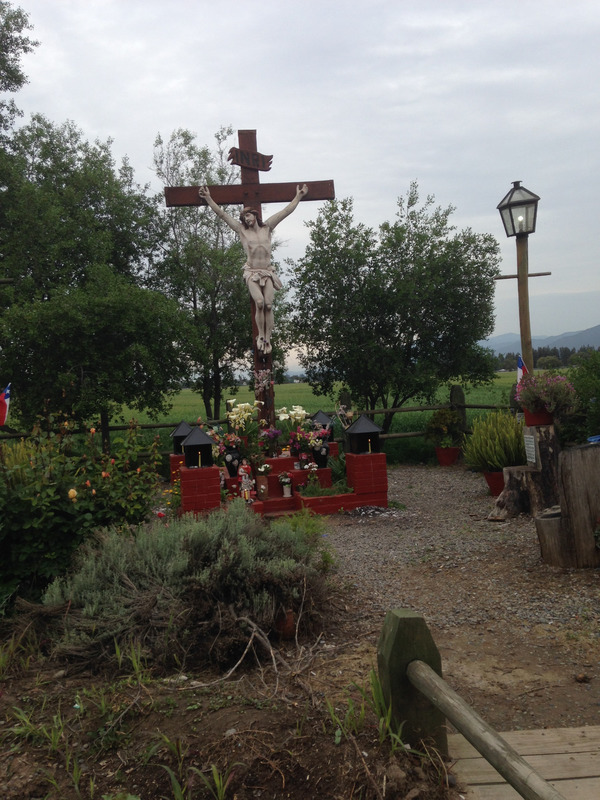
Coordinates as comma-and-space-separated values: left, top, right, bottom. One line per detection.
165, 129, 335, 427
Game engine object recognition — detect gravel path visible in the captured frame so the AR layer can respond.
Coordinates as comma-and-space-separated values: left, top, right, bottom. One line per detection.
317, 464, 600, 730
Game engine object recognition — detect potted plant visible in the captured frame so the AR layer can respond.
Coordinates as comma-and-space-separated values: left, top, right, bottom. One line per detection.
425, 408, 464, 466
515, 373, 577, 426
279, 470, 293, 498
462, 411, 526, 496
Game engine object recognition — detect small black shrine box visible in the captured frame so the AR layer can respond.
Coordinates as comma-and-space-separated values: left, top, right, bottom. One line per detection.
181, 427, 215, 468
345, 414, 383, 454
311, 410, 335, 442
170, 420, 193, 454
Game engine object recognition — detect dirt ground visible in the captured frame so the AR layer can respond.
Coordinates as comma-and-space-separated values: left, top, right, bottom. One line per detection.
319, 464, 600, 735
1, 464, 599, 799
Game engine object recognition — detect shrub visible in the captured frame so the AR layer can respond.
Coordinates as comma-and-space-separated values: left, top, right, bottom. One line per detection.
424, 408, 464, 447
462, 411, 526, 472
566, 351, 600, 440
38, 501, 331, 669
0, 418, 161, 606
515, 372, 577, 416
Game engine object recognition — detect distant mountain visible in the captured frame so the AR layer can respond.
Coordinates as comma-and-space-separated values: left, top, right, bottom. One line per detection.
483, 324, 600, 355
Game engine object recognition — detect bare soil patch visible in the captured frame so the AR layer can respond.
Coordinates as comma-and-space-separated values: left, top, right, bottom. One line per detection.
2, 463, 599, 799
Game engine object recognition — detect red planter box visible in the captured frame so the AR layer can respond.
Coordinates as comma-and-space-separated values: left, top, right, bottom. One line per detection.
180, 466, 221, 512
523, 408, 554, 426
346, 453, 388, 495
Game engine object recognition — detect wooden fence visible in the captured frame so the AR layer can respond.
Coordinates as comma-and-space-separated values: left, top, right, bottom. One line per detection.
0, 386, 509, 446
378, 610, 567, 800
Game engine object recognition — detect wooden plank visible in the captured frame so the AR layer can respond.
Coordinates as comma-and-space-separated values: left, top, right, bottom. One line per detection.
461, 777, 600, 800
407, 660, 564, 800
450, 726, 600, 758
450, 727, 600, 800
456, 751, 600, 783
165, 179, 335, 207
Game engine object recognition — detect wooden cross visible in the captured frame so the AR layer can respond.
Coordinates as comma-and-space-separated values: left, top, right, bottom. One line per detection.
164, 129, 335, 427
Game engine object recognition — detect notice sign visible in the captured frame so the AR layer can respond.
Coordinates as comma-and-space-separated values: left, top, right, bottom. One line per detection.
524, 434, 537, 465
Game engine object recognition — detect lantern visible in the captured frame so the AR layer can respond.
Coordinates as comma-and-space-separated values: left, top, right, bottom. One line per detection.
497, 180, 540, 238
345, 414, 382, 454
170, 420, 193, 454
181, 427, 215, 468
311, 410, 334, 442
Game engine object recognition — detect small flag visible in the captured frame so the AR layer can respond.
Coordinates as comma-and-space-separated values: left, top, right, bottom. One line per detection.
517, 356, 528, 383
0, 383, 10, 426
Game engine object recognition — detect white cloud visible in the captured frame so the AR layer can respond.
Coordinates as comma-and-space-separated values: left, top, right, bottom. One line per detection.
12, 0, 600, 336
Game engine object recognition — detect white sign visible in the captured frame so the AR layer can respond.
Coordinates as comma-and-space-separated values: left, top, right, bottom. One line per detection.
524, 434, 537, 464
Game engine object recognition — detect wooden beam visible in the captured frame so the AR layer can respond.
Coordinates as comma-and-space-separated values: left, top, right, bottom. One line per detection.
495, 272, 551, 280
165, 179, 335, 208
407, 660, 567, 800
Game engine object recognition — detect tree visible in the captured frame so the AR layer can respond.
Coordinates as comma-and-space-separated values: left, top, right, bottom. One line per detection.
0, 116, 188, 430
537, 355, 561, 370
0, 115, 162, 306
152, 127, 267, 420
290, 184, 500, 431
0, 266, 192, 430
0, 1, 38, 134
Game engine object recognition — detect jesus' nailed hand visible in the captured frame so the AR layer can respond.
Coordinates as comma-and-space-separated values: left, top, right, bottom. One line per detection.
198, 183, 308, 354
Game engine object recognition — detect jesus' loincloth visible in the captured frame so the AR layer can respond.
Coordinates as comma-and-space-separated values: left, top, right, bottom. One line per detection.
242, 264, 283, 291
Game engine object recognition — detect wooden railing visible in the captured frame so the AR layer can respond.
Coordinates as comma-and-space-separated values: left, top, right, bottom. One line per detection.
0, 400, 509, 444
378, 609, 567, 800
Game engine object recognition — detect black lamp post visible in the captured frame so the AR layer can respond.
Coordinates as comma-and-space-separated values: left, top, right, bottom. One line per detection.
497, 181, 540, 373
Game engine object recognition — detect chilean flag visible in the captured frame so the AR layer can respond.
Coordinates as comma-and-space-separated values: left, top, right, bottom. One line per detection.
517, 355, 528, 383
0, 384, 10, 426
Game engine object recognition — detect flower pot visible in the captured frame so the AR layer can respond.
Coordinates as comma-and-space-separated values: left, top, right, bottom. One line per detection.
282, 484, 292, 498
523, 408, 554, 427
435, 446, 460, 466
483, 470, 505, 497
274, 609, 295, 639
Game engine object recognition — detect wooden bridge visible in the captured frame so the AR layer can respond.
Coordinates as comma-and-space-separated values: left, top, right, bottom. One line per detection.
450, 725, 600, 799
378, 611, 600, 800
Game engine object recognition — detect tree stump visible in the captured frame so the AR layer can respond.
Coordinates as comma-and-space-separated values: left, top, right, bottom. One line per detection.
488, 424, 560, 521
535, 444, 600, 568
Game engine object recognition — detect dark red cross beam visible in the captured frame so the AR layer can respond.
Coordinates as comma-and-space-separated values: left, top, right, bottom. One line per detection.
164, 130, 335, 427
164, 129, 335, 219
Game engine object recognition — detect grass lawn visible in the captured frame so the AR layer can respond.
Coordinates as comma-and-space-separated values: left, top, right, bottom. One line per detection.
116, 373, 516, 426
115, 374, 516, 465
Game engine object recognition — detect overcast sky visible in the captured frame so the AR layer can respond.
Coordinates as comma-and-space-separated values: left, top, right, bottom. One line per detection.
14, 0, 600, 339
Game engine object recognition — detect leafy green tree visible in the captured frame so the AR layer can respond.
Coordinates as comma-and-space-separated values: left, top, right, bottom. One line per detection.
0, 0, 38, 134
0, 266, 192, 429
152, 127, 259, 420
0, 115, 162, 306
537, 355, 561, 370
290, 184, 500, 431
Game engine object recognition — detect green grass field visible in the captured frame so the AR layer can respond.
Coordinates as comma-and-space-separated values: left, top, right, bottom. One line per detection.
117, 373, 517, 466
118, 373, 516, 425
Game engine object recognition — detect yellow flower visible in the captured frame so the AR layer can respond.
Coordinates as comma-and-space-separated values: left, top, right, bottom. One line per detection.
68, 488, 77, 501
